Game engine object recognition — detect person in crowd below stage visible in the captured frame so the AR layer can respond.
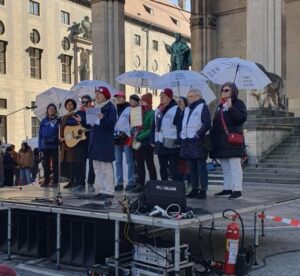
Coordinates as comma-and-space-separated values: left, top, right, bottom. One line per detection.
178, 96, 188, 111
180, 87, 211, 199
114, 91, 136, 192
60, 99, 85, 190
38, 103, 59, 187
18, 142, 34, 185
10, 144, 19, 186
132, 93, 157, 193
3, 147, 17, 186
73, 95, 96, 193
152, 88, 182, 181
31, 148, 40, 183
89, 86, 117, 199
211, 82, 247, 200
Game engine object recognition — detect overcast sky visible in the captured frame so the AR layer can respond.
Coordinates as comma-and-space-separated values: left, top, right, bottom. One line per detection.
170, 0, 191, 11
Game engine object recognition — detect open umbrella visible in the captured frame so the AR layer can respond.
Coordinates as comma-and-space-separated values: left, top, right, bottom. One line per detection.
71, 80, 118, 99
151, 70, 216, 104
201, 57, 272, 90
34, 87, 80, 121
116, 70, 159, 88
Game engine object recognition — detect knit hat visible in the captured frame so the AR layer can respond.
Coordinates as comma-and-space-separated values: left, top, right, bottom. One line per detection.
46, 103, 57, 111
64, 98, 77, 109
141, 93, 152, 106
129, 94, 140, 103
114, 91, 126, 98
162, 88, 173, 99
95, 86, 111, 99
81, 94, 93, 103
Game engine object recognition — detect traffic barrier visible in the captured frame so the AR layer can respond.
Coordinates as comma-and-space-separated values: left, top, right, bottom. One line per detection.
258, 213, 300, 227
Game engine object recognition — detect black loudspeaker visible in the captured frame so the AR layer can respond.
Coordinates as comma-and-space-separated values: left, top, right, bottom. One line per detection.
143, 180, 186, 212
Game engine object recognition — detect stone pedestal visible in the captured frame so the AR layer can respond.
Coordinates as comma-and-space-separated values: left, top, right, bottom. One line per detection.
244, 110, 294, 164
91, 0, 125, 89
246, 0, 286, 109
190, 0, 216, 71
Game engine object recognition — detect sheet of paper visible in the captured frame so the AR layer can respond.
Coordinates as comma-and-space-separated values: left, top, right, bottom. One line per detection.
86, 107, 101, 126
130, 106, 143, 127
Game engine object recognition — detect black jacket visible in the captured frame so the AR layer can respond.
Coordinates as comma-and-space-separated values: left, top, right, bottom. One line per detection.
210, 96, 247, 158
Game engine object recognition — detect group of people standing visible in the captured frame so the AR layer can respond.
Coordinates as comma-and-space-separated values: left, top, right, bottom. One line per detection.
36, 81, 247, 200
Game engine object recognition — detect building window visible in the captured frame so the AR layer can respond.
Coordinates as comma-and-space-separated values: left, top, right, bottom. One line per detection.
31, 117, 39, 138
0, 0, 4, 5
134, 34, 141, 46
143, 5, 154, 15
61, 37, 70, 51
30, 29, 40, 45
61, 11, 70, 25
0, 21, 5, 35
61, 54, 72, 84
170, 17, 179, 26
0, 115, 7, 143
152, 40, 158, 51
0, 41, 7, 74
0, 99, 7, 109
29, 0, 40, 16
29, 47, 42, 79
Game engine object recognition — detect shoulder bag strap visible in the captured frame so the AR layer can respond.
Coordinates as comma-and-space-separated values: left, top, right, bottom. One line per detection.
220, 109, 229, 135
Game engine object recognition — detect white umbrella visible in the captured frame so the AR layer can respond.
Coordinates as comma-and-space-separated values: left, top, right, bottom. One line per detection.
201, 57, 272, 90
71, 80, 118, 99
151, 70, 216, 104
34, 87, 80, 121
116, 70, 159, 88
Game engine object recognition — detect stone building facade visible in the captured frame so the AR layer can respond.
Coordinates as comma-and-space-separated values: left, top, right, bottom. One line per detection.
0, 0, 190, 148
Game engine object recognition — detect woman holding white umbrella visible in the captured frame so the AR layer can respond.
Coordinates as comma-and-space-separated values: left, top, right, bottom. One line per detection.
211, 82, 247, 200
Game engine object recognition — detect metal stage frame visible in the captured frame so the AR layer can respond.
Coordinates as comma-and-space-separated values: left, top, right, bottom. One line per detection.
0, 183, 300, 275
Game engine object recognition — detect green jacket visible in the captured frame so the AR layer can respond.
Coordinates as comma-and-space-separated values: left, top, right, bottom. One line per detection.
136, 109, 154, 145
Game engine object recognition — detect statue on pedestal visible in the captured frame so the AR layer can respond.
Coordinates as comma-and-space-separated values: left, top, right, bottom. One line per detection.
68, 16, 92, 40
164, 33, 192, 71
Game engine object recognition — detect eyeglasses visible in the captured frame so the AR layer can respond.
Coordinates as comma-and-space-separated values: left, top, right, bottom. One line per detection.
221, 89, 231, 93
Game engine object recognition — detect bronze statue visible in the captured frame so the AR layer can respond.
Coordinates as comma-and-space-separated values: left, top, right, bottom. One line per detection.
68, 16, 92, 40
164, 33, 192, 71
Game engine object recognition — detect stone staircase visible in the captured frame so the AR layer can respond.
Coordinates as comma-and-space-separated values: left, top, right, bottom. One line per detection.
208, 126, 300, 185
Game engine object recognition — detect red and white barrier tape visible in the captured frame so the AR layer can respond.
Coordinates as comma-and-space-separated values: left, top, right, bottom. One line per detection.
258, 214, 300, 227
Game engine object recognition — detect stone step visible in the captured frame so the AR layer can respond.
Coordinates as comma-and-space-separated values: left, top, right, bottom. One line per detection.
209, 171, 300, 179
265, 154, 300, 158
260, 159, 300, 164
244, 167, 300, 174
252, 162, 300, 169
208, 175, 299, 184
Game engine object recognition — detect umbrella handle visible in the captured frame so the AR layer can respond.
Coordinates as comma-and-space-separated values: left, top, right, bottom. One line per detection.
234, 64, 240, 83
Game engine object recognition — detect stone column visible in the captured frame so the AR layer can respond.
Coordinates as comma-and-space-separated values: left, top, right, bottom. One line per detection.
190, 0, 216, 71
246, 0, 286, 108
91, 0, 125, 89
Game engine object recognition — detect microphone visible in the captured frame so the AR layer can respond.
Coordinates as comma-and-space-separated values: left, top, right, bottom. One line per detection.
25, 105, 37, 109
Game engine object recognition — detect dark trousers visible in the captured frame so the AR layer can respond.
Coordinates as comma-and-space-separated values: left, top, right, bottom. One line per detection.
43, 148, 59, 184
134, 145, 157, 187
67, 162, 85, 187
158, 153, 179, 181
87, 158, 95, 185
4, 169, 14, 186
188, 159, 208, 191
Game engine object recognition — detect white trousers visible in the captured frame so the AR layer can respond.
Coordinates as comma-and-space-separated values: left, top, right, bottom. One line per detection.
93, 160, 114, 195
220, 158, 243, 192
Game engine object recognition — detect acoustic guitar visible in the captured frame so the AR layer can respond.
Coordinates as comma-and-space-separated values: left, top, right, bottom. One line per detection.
64, 125, 89, 148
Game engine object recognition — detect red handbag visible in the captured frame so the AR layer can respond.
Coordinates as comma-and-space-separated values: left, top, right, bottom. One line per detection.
220, 110, 244, 146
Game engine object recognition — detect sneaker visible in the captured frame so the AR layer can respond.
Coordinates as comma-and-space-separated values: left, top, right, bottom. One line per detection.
115, 184, 124, 191
187, 189, 199, 198
63, 182, 73, 189
88, 185, 95, 193
229, 191, 242, 200
125, 184, 136, 192
197, 190, 207, 199
72, 186, 85, 192
214, 190, 232, 197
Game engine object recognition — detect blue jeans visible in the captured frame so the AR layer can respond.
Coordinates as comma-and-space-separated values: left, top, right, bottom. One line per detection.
114, 145, 135, 186
188, 159, 208, 191
20, 168, 32, 185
